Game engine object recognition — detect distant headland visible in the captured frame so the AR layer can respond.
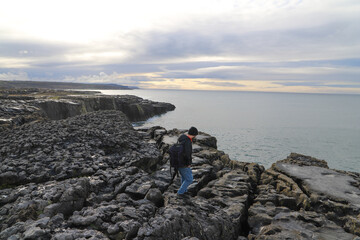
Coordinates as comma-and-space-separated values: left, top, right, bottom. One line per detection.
0, 80, 138, 90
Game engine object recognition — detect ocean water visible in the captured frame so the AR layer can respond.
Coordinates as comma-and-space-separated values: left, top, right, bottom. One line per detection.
100, 89, 360, 172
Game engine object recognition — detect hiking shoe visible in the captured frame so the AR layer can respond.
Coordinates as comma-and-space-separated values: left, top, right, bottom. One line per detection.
177, 193, 190, 199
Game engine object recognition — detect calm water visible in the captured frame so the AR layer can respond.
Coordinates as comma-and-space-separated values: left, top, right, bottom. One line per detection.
100, 89, 360, 172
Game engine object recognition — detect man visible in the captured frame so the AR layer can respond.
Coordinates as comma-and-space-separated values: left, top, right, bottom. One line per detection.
177, 126, 198, 197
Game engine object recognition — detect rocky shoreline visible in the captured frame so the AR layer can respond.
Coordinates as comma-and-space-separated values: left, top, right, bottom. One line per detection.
0, 88, 175, 131
0, 91, 359, 240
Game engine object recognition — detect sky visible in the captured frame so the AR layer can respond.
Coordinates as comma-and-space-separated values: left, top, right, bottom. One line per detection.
0, 0, 360, 93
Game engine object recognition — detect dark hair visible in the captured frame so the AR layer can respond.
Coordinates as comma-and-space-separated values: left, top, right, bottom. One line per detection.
188, 127, 198, 136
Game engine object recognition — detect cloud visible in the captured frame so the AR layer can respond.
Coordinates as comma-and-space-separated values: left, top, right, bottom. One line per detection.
158, 63, 360, 84
2, 0, 359, 65
276, 81, 360, 88
0, 0, 360, 93
0, 40, 77, 58
62, 72, 166, 87
0, 71, 29, 80
197, 81, 246, 88
127, 20, 360, 64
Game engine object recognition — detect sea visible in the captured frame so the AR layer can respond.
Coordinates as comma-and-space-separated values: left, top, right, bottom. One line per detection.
99, 89, 360, 173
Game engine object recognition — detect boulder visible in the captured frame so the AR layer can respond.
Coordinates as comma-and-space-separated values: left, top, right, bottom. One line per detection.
145, 188, 164, 207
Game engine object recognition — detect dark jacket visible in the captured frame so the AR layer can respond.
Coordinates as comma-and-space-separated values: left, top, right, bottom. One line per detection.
178, 134, 193, 166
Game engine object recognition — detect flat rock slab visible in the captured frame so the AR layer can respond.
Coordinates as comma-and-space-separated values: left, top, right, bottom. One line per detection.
275, 163, 360, 208
161, 135, 178, 145
253, 211, 356, 240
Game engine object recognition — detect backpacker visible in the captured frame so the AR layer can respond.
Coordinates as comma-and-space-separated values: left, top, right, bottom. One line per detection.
168, 141, 186, 182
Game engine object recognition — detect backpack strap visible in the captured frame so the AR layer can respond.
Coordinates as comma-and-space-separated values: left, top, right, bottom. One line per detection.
169, 167, 178, 185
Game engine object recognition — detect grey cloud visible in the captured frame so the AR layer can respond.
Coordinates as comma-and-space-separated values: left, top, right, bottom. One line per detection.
159, 68, 245, 80
0, 60, 164, 81
118, 76, 167, 83
267, 58, 360, 68
126, 20, 360, 63
0, 8, 359, 92
93, 63, 163, 74
61, 72, 169, 88
2, 59, 359, 87
276, 82, 327, 87
3, 20, 357, 69
0, 40, 81, 58
327, 84, 360, 88
0, 71, 29, 80
159, 65, 360, 83
125, 31, 220, 61
275, 81, 360, 88
197, 81, 246, 87
157, 55, 360, 83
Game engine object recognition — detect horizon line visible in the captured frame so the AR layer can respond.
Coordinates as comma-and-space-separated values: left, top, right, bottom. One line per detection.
1, 79, 360, 96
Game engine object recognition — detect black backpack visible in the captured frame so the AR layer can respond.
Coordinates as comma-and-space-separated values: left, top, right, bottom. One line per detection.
168, 141, 186, 182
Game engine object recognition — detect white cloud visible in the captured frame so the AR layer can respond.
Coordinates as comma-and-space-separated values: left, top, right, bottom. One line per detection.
0, 71, 29, 80
1, 0, 358, 43
62, 72, 162, 87
63, 72, 121, 84
0, 0, 360, 93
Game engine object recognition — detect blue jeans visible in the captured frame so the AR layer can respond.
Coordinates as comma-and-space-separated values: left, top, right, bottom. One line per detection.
177, 167, 193, 194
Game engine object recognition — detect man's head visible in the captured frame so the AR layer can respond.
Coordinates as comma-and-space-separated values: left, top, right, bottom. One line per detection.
188, 126, 198, 139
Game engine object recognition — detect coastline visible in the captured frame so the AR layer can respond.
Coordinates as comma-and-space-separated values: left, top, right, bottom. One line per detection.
99, 89, 360, 173
0, 89, 359, 239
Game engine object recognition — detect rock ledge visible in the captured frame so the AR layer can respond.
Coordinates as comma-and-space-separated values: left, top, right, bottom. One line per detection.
0, 111, 359, 239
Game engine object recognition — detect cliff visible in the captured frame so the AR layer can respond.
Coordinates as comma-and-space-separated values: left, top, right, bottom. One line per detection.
0, 80, 137, 90
0, 89, 175, 131
0, 109, 359, 239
